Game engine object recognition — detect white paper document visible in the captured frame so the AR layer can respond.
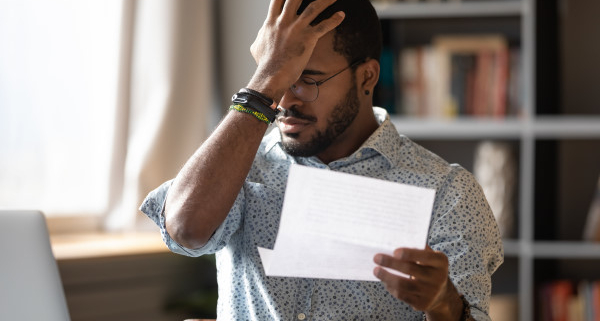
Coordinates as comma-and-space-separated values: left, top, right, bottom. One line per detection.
258, 164, 436, 282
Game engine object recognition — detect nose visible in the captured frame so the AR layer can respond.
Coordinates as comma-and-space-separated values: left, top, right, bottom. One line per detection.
278, 86, 304, 111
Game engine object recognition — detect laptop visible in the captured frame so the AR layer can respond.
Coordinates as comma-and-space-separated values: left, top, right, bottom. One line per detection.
0, 210, 71, 321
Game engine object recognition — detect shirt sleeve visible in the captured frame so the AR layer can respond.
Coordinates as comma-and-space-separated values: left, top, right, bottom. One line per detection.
428, 166, 504, 321
139, 179, 246, 257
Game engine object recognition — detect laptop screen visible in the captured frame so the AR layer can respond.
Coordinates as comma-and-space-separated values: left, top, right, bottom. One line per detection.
0, 210, 70, 321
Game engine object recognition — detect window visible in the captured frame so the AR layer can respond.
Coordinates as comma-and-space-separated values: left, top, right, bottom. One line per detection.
0, 0, 123, 216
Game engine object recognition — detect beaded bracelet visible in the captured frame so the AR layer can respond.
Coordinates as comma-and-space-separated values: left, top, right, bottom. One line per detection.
229, 104, 270, 124
231, 90, 278, 123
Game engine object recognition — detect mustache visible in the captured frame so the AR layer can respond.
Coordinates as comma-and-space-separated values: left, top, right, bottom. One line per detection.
279, 106, 317, 122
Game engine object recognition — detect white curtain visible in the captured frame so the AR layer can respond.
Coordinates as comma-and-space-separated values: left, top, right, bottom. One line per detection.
0, 0, 216, 231
0, 0, 122, 216
107, 0, 217, 231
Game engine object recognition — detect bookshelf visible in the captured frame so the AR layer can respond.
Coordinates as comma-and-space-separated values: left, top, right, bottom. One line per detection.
372, 0, 600, 320
374, 1, 523, 19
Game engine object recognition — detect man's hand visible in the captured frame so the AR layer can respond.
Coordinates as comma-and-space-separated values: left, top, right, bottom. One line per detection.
373, 246, 463, 320
247, 0, 345, 102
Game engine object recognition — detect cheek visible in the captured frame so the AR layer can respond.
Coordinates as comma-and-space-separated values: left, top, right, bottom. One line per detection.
312, 98, 338, 122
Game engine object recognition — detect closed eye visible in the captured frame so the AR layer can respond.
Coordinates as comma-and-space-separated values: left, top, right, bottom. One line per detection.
300, 77, 317, 85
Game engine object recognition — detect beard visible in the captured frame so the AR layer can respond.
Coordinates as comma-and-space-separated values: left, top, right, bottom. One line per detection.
280, 83, 360, 157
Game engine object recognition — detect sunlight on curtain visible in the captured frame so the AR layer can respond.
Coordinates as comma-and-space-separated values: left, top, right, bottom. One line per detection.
0, 0, 123, 216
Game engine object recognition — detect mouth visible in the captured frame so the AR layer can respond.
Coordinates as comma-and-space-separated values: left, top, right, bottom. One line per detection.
277, 116, 314, 135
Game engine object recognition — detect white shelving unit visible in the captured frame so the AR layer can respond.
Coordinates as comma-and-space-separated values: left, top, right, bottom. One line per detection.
375, 1, 600, 320
373, 1, 523, 19
391, 116, 600, 139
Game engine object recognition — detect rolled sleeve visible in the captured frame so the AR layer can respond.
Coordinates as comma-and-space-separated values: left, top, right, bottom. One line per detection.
139, 179, 246, 257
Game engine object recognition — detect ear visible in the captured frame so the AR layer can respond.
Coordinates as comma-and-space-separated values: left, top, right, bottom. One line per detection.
357, 59, 380, 97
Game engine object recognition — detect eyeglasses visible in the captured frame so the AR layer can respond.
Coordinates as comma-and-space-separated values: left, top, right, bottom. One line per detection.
290, 58, 365, 102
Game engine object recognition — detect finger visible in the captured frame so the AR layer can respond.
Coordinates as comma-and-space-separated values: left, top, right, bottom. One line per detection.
374, 254, 431, 280
393, 247, 448, 269
281, 0, 303, 19
296, 0, 337, 21
267, 0, 286, 20
373, 266, 420, 298
311, 10, 345, 36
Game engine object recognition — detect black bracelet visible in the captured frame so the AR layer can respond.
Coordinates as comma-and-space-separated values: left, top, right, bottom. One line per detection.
458, 294, 473, 321
239, 88, 277, 110
421, 294, 473, 321
231, 91, 278, 124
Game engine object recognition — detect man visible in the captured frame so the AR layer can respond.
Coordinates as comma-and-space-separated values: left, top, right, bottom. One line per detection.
140, 0, 503, 320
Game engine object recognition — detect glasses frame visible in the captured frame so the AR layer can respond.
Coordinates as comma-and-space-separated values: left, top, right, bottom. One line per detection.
290, 58, 366, 102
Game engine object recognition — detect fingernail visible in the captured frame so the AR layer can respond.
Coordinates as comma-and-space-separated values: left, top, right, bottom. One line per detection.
374, 254, 382, 264
373, 266, 381, 278
394, 249, 403, 258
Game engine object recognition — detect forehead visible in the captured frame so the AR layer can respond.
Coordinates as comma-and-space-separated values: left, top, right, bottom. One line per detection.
306, 31, 347, 70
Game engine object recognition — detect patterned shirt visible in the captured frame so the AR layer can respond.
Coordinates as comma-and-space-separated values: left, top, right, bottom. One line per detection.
140, 107, 504, 321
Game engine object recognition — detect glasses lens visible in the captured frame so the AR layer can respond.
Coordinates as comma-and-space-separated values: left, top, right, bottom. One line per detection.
291, 77, 318, 102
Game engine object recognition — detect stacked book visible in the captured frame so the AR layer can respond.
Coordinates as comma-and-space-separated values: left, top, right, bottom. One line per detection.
397, 35, 522, 118
538, 280, 600, 321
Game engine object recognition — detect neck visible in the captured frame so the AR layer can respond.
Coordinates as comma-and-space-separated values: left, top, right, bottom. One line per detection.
316, 106, 379, 164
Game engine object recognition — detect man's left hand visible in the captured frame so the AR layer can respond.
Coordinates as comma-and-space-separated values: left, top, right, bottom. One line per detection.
373, 246, 462, 320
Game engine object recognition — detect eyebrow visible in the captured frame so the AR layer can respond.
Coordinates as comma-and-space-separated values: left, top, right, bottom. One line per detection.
301, 69, 326, 76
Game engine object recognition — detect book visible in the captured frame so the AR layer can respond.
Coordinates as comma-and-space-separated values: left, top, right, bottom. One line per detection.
538, 280, 600, 321
592, 281, 600, 321
583, 174, 600, 242
399, 47, 422, 116
539, 280, 574, 321
433, 34, 509, 118
449, 53, 475, 116
375, 46, 397, 114
397, 35, 516, 118
507, 48, 523, 116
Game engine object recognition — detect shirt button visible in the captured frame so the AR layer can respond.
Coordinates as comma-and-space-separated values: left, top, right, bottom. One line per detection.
356, 152, 362, 159
297, 313, 306, 320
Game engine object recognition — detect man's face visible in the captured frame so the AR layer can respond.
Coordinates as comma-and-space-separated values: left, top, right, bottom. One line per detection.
276, 32, 360, 159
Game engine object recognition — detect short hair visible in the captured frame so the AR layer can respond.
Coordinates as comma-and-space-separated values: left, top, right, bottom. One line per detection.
298, 0, 382, 64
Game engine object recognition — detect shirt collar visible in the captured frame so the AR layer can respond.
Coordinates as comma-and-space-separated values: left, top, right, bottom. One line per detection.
355, 106, 404, 167
265, 107, 403, 167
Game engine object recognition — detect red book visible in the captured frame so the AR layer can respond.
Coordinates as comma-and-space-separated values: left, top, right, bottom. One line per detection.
550, 280, 574, 321
592, 281, 600, 321
492, 48, 509, 117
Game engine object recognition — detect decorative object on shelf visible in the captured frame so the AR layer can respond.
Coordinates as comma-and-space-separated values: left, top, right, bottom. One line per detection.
473, 140, 517, 238
583, 175, 600, 242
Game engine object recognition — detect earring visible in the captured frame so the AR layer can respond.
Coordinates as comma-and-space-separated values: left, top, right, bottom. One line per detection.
365, 90, 370, 95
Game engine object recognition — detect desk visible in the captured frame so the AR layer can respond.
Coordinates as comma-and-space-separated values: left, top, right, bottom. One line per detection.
50, 231, 168, 260
50, 232, 217, 321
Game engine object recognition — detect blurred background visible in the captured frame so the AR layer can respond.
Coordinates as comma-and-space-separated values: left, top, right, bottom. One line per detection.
1, 0, 599, 320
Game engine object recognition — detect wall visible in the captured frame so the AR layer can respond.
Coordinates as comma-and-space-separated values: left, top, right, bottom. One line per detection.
217, 0, 270, 110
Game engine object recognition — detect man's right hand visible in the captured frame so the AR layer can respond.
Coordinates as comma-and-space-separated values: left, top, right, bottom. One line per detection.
247, 0, 345, 102
164, 0, 344, 250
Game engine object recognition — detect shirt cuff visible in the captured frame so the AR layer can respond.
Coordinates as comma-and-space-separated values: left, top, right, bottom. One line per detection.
139, 179, 225, 257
